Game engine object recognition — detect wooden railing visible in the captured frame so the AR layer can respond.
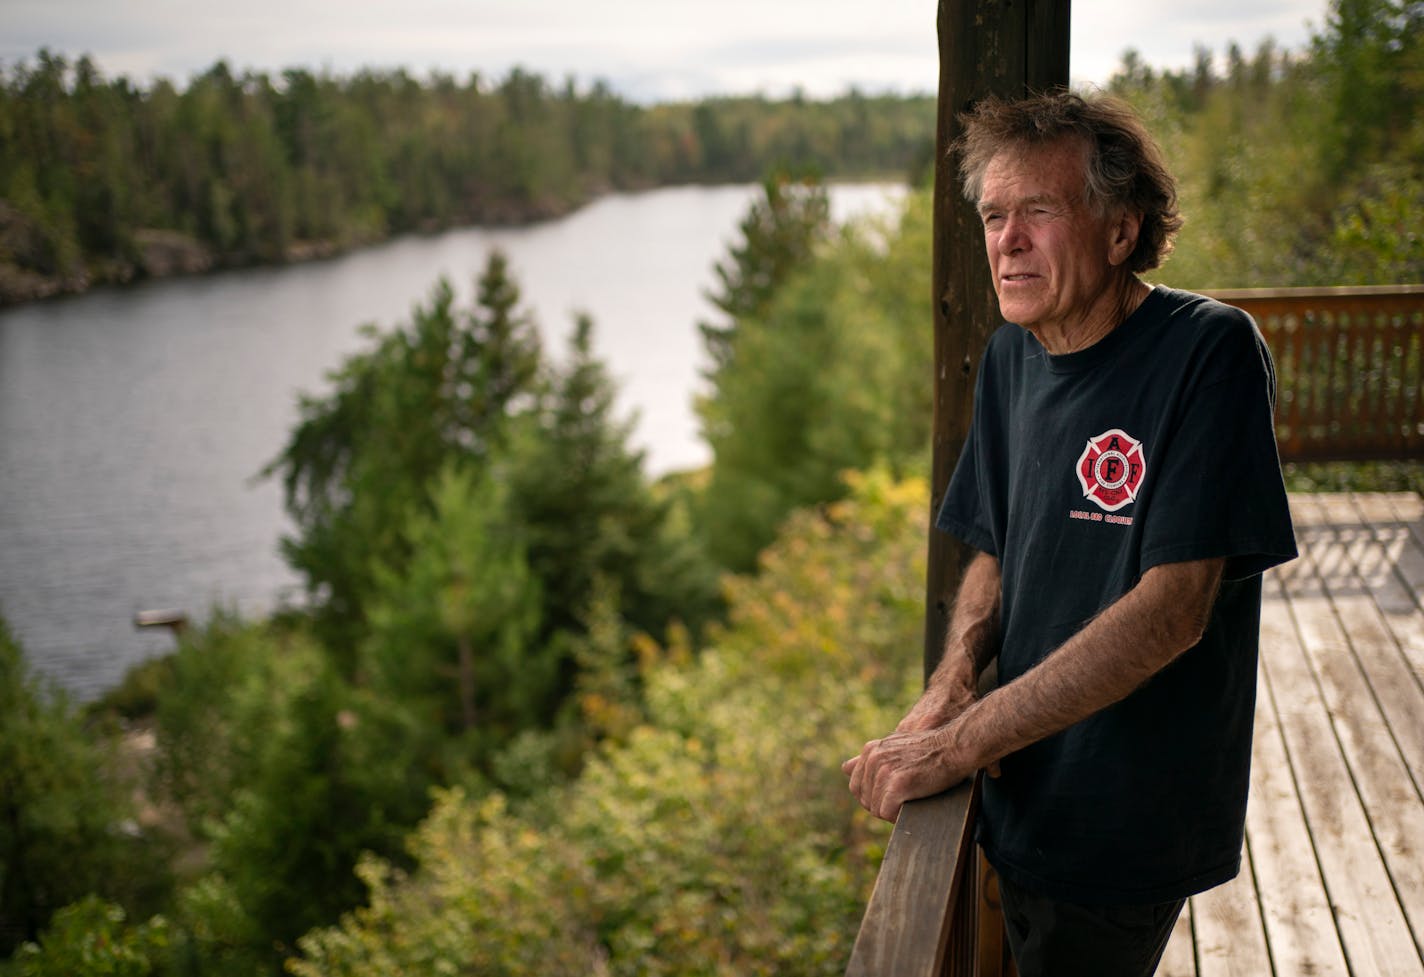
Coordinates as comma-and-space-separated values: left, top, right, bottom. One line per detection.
844, 785, 978, 977
1210, 285, 1424, 463
845, 285, 1424, 977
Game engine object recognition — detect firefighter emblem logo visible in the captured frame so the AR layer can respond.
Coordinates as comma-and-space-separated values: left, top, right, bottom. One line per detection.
1076, 429, 1146, 512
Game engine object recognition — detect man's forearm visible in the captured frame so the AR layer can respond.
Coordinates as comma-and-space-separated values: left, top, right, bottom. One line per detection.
942, 557, 1224, 771
899, 550, 1002, 732
847, 556, 1225, 822
936, 549, 1001, 687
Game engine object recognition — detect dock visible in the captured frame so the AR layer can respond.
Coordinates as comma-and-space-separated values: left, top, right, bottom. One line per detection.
1163, 492, 1424, 976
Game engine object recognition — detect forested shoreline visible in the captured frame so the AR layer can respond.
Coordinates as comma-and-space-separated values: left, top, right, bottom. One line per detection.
0, 52, 935, 304
3, 0, 1423, 972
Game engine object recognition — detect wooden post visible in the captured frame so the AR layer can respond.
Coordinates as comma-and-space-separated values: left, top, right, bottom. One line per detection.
925, 0, 1072, 679
846, 6, 1074, 974
921, 4, 1069, 974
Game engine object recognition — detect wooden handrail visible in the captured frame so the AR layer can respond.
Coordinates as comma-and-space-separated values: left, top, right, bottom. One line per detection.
845, 781, 980, 977
1207, 284, 1424, 300
1206, 285, 1424, 463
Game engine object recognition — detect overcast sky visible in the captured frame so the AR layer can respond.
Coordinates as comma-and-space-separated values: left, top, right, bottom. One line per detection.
1, 0, 1327, 101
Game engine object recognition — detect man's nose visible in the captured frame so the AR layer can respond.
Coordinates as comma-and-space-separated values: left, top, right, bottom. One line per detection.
997, 217, 1029, 254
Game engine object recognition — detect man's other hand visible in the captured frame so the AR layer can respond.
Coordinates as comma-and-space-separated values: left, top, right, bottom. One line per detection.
841, 725, 978, 822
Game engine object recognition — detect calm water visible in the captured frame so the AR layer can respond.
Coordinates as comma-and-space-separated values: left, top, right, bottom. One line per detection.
0, 183, 905, 700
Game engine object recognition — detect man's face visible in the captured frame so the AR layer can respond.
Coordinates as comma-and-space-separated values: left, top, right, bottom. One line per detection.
977, 139, 1129, 339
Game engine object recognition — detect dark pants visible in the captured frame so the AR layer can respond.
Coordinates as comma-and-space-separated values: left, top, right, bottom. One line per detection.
998, 875, 1185, 977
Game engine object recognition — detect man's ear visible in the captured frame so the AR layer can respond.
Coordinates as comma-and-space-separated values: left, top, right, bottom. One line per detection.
1107, 209, 1143, 267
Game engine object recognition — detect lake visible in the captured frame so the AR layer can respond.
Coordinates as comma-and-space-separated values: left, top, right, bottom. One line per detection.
0, 182, 906, 700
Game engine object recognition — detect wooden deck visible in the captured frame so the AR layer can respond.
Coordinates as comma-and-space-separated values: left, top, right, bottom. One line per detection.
1161, 492, 1424, 977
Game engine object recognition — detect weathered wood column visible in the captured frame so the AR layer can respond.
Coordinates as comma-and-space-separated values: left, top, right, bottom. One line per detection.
925, 0, 1071, 679
921, 0, 1071, 970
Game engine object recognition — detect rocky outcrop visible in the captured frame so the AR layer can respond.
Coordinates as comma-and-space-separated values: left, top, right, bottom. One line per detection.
132, 229, 216, 278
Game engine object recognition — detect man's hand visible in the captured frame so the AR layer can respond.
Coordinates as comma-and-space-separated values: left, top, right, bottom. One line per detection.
841, 722, 979, 822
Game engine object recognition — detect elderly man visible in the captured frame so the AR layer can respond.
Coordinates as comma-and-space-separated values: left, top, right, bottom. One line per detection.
843, 91, 1297, 977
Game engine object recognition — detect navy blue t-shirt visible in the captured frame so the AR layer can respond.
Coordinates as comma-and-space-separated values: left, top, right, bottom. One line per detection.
935, 284, 1297, 905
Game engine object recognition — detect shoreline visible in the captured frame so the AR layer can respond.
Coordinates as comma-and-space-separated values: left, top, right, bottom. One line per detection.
0, 192, 597, 309
0, 175, 910, 309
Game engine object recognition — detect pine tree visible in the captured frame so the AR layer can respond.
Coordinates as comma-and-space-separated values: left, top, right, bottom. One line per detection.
509, 314, 718, 706
265, 250, 542, 661
698, 170, 830, 376
361, 463, 545, 758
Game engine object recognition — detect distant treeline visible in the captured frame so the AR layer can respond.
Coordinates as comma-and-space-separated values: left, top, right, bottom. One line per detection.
0, 52, 935, 302
1104, 0, 1423, 289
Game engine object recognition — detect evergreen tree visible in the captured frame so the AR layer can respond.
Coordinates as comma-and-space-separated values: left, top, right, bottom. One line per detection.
360, 463, 545, 773
265, 250, 542, 662
698, 170, 830, 376
195, 658, 425, 969
1315, 0, 1419, 178
509, 314, 719, 695
694, 184, 930, 571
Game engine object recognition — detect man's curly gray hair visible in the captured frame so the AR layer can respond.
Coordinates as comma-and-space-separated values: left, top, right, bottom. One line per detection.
956, 90, 1185, 274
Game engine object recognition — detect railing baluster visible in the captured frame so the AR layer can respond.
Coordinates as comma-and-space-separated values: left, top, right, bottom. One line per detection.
1209, 285, 1424, 462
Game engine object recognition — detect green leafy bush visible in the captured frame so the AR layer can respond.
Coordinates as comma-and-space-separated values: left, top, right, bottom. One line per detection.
0, 621, 163, 956
5, 898, 170, 977
289, 469, 926, 977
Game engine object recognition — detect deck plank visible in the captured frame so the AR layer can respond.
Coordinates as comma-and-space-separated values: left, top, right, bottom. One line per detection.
1351, 493, 1424, 690
1159, 900, 1198, 977
1247, 604, 1351, 977
1192, 833, 1272, 977
1316, 495, 1424, 794
1266, 522, 1424, 975
1292, 495, 1424, 967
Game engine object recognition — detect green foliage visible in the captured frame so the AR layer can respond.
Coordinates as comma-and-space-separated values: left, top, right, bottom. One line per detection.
266, 250, 542, 661
148, 615, 436, 971
86, 655, 176, 723
1283, 460, 1424, 494
0, 620, 161, 956
152, 613, 326, 834
269, 250, 718, 704
4, 898, 170, 977
287, 469, 925, 977
696, 183, 933, 570
1322, 163, 1424, 283
360, 463, 545, 778
1313, 0, 1423, 181
1108, 0, 1424, 288
699, 170, 832, 374
197, 662, 422, 964
508, 313, 720, 658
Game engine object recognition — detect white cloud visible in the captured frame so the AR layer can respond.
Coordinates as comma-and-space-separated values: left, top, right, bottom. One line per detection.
0, 0, 1326, 99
